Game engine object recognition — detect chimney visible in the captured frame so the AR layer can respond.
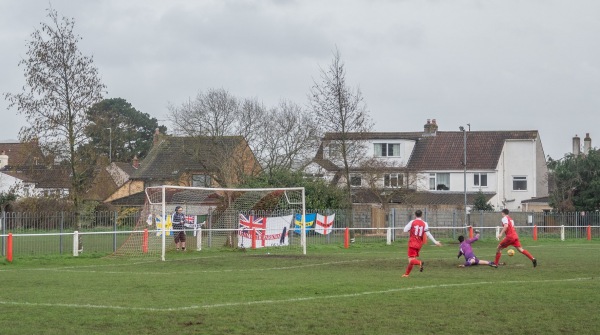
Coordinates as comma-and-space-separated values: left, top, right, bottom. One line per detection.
573, 135, 581, 156
423, 119, 438, 136
431, 119, 438, 133
584, 133, 592, 155
424, 119, 432, 133
132, 155, 140, 169
0, 150, 8, 169
153, 128, 160, 146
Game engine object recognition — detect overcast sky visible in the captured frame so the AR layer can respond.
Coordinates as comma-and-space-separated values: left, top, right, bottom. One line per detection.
1, 0, 599, 160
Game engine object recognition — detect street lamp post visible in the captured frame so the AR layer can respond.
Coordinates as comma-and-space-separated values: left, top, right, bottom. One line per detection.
459, 126, 467, 225
106, 127, 112, 163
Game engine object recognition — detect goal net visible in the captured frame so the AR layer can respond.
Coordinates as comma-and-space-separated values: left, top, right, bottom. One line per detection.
114, 185, 306, 260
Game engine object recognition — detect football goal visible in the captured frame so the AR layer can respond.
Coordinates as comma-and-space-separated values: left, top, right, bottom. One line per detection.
115, 185, 306, 260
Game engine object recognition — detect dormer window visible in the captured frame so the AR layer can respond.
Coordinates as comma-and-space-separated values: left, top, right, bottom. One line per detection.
374, 143, 400, 157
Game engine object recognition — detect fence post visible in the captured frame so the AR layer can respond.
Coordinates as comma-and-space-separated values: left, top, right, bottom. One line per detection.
73, 231, 79, 256
469, 226, 473, 239
344, 227, 349, 249
587, 225, 592, 240
196, 227, 202, 251
495, 226, 500, 240
1, 211, 5, 257
386, 227, 392, 245
59, 211, 64, 255
533, 225, 538, 241
561, 225, 565, 241
113, 211, 118, 253
7, 232, 12, 263
142, 229, 149, 253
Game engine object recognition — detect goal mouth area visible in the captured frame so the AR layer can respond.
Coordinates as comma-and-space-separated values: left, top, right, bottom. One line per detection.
137, 185, 307, 260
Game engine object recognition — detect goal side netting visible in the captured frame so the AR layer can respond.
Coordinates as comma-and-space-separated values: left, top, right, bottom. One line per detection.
113, 185, 306, 260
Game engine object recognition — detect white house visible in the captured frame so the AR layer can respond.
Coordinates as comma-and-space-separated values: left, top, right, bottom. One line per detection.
306, 119, 549, 211
0, 144, 69, 198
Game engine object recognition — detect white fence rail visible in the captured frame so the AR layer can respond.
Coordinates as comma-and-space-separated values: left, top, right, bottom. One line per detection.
1, 225, 597, 261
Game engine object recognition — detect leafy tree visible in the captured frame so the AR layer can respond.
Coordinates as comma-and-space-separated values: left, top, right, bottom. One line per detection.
548, 149, 600, 211
240, 169, 350, 209
309, 47, 373, 209
0, 191, 17, 212
4, 8, 106, 241
472, 190, 494, 211
83, 98, 166, 162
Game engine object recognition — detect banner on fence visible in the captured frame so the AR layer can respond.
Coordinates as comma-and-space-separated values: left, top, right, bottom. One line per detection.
293, 213, 316, 234
238, 214, 292, 248
315, 213, 335, 235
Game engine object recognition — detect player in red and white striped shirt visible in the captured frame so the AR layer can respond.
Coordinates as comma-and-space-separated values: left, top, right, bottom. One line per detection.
494, 209, 537, 268
402, 210, 442, 278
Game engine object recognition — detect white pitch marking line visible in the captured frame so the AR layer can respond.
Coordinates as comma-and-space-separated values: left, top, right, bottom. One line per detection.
0, 277, 595, 312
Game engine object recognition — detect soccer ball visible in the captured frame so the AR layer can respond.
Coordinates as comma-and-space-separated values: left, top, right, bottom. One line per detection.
507, 249, 515, 257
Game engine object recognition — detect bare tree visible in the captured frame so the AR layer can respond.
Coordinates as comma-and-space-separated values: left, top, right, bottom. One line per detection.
169, 89, 320, 181
4, 8, 106, 218
309, 47, 373, 203
169, 88, 239, 137
258, 100, 320, 174
357, 158, 420, 212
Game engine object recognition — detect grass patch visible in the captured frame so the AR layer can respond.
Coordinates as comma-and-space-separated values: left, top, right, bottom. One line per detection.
0, 239, 599, 334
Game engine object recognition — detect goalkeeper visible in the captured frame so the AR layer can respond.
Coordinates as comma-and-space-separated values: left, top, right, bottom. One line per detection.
457, 230, 495, 268
172, 206, 187, 251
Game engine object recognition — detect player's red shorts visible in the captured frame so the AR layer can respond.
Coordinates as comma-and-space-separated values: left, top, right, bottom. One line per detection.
499, 236, 521, 249
407, 246, 421, 258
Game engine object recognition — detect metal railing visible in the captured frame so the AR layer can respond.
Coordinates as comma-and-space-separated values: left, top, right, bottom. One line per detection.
1, 210, 598, 259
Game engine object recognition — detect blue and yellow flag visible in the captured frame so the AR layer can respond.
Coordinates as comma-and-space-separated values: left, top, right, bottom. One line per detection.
155, 215, 173, 236
293, 213, 316, 234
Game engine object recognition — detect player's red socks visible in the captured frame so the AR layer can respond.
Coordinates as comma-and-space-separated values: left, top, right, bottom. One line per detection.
404, 259, 422, 276
494, 252, 501, 265
521, 249, 534, 261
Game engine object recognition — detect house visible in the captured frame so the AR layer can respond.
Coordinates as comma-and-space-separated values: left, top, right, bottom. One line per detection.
83, 159, 140, 202
0, 142, 70, 197
306, 119, 549, 212
105, 131, 261, 206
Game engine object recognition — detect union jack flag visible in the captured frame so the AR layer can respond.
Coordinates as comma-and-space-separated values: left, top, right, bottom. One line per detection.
239, 214, 266, 230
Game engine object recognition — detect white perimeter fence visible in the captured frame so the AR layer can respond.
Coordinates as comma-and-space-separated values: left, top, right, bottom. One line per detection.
1, 210, 598, 259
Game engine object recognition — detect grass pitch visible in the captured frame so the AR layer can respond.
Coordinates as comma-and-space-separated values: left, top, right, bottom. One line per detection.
1, 239, 599, 335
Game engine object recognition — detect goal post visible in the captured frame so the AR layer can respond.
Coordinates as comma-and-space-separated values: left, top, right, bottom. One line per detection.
143, 185, 306, 260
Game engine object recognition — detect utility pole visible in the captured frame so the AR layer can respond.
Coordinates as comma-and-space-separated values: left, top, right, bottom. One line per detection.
460, 125, 467, 225
106, 127, 112, 163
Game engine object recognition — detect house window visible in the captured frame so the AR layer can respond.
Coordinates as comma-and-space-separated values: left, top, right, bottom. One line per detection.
374, 143, 400, 157
384, 173, 403, 188
474, 173, 488, 187
513, 176, 527, 191
328, 143, 341, 158
429, 173, 450, 191
192, 174, 211, 187
350, 174, 362, 187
